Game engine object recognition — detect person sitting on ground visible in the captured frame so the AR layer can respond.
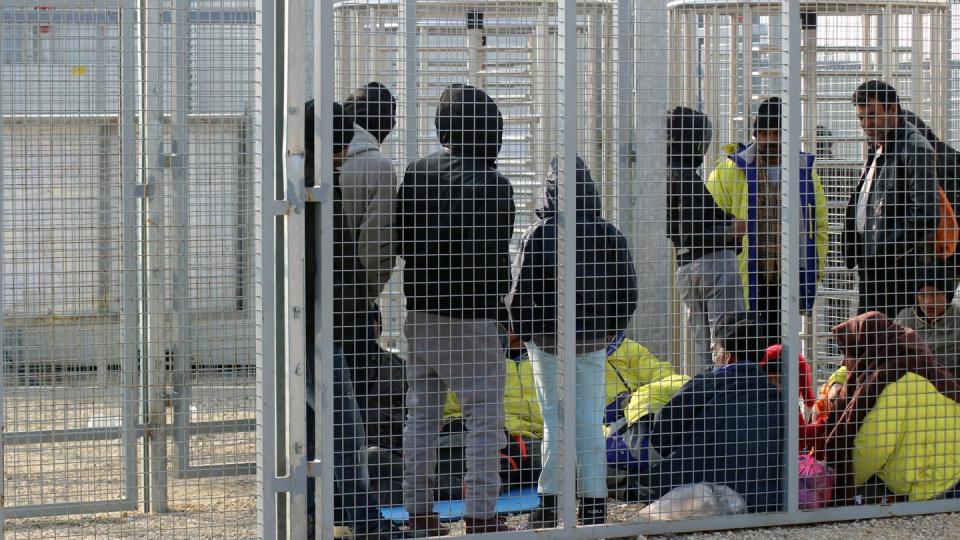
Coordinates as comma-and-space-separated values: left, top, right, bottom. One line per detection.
815, 311, 960, 505
644, 316, 784, 513
894, 264, 960, 373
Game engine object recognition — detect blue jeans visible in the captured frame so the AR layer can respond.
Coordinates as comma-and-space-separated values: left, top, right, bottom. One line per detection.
526, 341, 609, 498
306, 344, 389, 536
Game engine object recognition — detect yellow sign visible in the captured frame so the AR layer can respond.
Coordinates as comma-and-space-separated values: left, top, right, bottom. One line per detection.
70, 65, 88, 76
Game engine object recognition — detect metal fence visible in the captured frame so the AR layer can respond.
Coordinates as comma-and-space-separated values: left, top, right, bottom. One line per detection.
286, 0, 960, 539
7, 1, 960, 539
2, 1, 260, 538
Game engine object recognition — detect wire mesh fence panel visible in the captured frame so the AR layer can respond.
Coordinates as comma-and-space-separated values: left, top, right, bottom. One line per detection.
301, 1, 960, 539
1, 1, 261, 538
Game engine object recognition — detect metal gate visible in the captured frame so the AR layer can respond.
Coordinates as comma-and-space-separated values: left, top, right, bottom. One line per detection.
1, 1, 261, 537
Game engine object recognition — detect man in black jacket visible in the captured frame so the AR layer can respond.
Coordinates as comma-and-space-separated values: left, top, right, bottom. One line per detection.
394, 84, 516, 535
667, 106, 746, 372
845, 80, 940, 317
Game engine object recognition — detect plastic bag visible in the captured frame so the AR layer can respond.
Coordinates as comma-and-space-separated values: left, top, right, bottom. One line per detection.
637, 483, 746, 521
798, 453, 835, 510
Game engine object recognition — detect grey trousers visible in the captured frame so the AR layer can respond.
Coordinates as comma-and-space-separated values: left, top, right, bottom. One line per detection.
675, 249, 745, 373
402, 310, 507, 519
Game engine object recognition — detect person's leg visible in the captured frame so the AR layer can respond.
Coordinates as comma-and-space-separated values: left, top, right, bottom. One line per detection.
526, 341, 560, 527
702, 250, 747, 356
333, 350, 398, 537
401, 312, 447, 532
440, 317, 507, 524
526, 341, 562, 496
676, 260, 712, 372
574, 348, 609, 500
575, 348, 609, 526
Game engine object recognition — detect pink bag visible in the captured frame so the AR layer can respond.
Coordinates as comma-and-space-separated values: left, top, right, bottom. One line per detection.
798, 453, 835, 509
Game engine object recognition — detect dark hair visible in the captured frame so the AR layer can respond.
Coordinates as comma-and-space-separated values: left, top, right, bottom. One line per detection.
718, 314, 777, 365
753, 97, 781, 133
852, 80, 900, 108
304, 100, 353, 156
342, 82, 397, 144
917, 263, 957, 304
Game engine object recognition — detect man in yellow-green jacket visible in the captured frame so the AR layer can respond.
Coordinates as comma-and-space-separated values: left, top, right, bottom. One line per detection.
707, 97, 829, 326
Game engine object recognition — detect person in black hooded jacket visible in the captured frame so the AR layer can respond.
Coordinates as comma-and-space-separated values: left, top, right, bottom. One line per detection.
394, 84, 516, 535
666, 106, 746, 372
506, 155, 638, 527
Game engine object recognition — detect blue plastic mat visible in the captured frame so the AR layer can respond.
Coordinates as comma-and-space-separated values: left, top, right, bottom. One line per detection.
380, 486, 541, 523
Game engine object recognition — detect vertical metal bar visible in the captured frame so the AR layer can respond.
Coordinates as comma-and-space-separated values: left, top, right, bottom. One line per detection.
141, 0, 169, 513
559, 0, 578, 531
881, 5, 894, 83
616, 0, 634, 227
730, 15, 739, 147
401, 0, 417, 162
743, 4, 753, 142
314, 0, 337, 538
683, 11, 696, 107
283, 1, 308, 538
912, 8, 923, 113
0, 11, 6, 537
801, 14, 818, 367
120, 0, 141, 512
170, 0, 193, 480
781, 0, 801, 516
256, 0, 279, 534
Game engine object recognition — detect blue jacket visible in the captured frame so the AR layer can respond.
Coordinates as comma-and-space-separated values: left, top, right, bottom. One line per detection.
647, 362, 784, 512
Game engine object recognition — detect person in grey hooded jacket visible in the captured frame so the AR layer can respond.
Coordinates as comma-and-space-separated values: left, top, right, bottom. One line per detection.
338, 82, 398, 411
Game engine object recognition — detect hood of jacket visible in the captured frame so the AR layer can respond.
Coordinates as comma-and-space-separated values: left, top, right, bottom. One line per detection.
342, 81, 396, 144
667, 106, 712, 169
345, 124, 380, 158
535, 155, 602, 219
832, 311, 931, 365
434, 84, 503, 161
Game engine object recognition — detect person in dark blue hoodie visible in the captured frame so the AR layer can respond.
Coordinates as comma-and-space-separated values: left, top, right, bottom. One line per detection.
644, 316, 784, 513
506, 156, 639, 528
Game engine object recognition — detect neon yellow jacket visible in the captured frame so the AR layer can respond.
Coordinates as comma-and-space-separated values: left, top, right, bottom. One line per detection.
851, 371, 960, 501
706, 143, 829, 310
623, 373, 691, 425
444, 338, 674, 437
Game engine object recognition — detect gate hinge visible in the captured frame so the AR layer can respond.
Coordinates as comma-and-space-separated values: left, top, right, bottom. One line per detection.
306, 459, 322, 477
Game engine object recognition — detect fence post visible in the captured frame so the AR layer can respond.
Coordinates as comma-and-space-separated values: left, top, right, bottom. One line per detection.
140, 0, 170, 514
781, 0, 802, 516
170, 0, 194, 481
120, 0, 142, 512
256, 0, 280, 535
558, 0, 579, 531
0, 22, 6, 538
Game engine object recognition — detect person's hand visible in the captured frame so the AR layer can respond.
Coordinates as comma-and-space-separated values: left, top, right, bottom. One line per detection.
733, 219, 747, 239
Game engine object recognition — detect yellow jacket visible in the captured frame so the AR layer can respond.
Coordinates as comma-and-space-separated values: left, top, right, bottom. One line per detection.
852, 371, 960, 501
706, 143, 829, 310
444, 338, 674, 437
623, 373, 690, 425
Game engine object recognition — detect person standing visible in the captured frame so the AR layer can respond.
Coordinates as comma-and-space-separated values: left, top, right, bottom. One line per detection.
394, 84, 516, 535
707, 97, 829, 328
507, 156, 638, 528
304, 100, 401, 539
666, 106, 747, 372
337, 82, 398, 413
843, 80, 940, 317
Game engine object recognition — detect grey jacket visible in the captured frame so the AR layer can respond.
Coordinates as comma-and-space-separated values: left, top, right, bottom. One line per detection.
843, 121, 940, 269
894, 303, 960, 373
338, 125, 398, 306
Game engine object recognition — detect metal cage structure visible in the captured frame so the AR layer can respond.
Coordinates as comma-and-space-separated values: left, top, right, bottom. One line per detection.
667, 0, 952, 376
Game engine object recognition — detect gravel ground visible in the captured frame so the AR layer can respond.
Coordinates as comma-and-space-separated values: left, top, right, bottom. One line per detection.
647, 512, 960, 539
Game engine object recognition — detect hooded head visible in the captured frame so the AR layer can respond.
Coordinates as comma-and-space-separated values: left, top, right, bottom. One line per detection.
434, 84, 503, 161
667, 106, 712, 168
342, 82, 397, 144
760, 344, 816, 406
831, 311, 929, 363
536, 155, 602, 220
